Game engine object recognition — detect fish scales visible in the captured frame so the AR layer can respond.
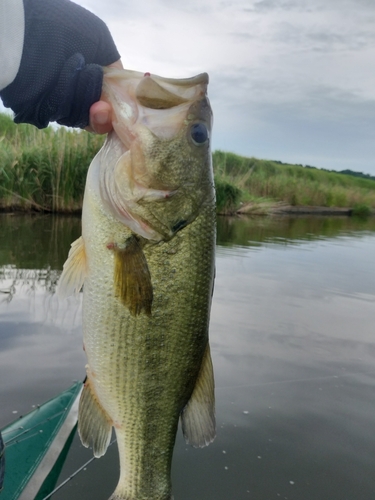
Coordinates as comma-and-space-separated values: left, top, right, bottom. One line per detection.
58, 68, 216, 500
84, 205, 214, 499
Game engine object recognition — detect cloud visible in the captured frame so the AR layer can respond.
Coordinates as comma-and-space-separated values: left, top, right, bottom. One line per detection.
49, 1, 375, 174
209, 61, 375, 172
252, 0, 301, 12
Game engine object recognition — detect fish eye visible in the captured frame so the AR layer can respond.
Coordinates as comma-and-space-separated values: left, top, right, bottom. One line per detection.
190, 123, 208, 145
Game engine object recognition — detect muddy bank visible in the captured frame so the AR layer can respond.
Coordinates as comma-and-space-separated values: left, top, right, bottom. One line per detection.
236, 202, 375, 216
2, 201, 374, 217
272, 205, 353, 215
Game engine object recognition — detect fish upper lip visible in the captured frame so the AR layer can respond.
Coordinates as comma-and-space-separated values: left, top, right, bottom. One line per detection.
104, 66, 209, 87
146, 72, 209, 87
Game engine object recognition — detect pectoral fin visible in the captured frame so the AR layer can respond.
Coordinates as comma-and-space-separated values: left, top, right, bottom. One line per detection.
78, 376, 112, 458
57, 236, 87, 298
181, 344, 216, 448
113, 235, 153, 316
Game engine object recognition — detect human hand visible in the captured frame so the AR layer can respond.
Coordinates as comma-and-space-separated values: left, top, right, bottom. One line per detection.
87, 60, 123, 134
0, 0, 120, 130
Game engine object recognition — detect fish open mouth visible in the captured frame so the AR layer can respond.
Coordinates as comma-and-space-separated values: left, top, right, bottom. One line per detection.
134, 72, 208, 111
103, 67, 209, 86
103, 68, 208, 110
135, 77, 189, 109
101, 67, 211, 144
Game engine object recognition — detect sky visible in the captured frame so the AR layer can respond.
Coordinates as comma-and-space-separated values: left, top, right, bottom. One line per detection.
5, 0, 375, 175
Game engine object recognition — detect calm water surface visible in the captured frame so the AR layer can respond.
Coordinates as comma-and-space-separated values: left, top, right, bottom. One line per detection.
1, 213, 375, 500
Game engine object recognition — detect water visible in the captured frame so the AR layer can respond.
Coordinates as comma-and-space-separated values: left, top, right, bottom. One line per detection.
1, 213, 375, 499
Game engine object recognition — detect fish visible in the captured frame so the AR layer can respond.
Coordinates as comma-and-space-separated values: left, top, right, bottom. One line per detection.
58, 67, 216, 500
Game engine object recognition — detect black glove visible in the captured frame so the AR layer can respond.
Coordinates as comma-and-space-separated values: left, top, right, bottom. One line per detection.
0, 0, 120, 129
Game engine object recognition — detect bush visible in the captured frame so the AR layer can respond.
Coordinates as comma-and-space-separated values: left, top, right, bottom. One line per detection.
352, 203, 372, 218
214, 176, 242, 214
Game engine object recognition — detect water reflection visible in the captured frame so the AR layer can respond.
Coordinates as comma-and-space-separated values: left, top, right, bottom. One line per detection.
208, 215, 375, 500
0, 214, 84, 423
217, 214, 375, 247
0, 214, 81, 301
1, 214, 375, 500
0, 214, 81, 269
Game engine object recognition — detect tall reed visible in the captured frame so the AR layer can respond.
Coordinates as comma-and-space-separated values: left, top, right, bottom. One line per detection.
213, 151, 375, 211
0, 113, 104, 211
1, 113, 375, 214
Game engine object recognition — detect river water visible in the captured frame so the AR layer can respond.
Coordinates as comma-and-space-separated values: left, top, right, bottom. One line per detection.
1, 213, 375, 500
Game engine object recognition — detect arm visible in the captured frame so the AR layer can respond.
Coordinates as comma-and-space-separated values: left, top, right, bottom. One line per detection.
0, 0, 121, 131
0, 0, 25, 91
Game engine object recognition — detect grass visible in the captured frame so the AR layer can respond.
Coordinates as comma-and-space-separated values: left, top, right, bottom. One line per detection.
0, 113, 374, 215
213, 151, 375, 214
0, 113, 104, 212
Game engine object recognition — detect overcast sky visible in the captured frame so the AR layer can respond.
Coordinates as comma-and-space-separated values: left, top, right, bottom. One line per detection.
8, 0, 375, 174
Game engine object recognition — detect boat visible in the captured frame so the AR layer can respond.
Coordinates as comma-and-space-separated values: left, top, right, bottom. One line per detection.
0, 431, 4, 492
0, 381, 82, 500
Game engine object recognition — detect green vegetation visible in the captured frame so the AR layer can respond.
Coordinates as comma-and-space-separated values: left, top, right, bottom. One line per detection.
352, 203, 372, 219
0, 113, 104, 212
214, 176, 242, 214
0, 113, 374, 215
213, 150, 375, 214
274, 160, 375, 182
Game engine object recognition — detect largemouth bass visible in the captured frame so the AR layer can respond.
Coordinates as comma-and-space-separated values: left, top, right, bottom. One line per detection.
58, 68, 216, 500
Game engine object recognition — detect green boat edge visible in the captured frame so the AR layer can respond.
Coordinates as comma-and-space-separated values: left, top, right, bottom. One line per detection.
0, 381, 82, 500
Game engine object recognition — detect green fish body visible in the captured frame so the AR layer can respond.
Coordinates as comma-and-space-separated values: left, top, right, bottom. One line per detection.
58, 69, 215, 500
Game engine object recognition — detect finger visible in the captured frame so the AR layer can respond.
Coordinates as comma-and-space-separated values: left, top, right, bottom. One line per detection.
86, 59, 123, 133
87, 100, 112, 134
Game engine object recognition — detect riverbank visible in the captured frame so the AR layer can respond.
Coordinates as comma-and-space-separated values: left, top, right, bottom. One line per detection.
236, 201, 375, 217
213, 151, 375, 216
1, 113, 374, 216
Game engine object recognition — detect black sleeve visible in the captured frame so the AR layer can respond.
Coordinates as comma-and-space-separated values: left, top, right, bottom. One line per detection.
0, 0, 120, 129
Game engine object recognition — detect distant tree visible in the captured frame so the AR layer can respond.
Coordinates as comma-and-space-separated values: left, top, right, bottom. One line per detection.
339, 169, 375, 181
